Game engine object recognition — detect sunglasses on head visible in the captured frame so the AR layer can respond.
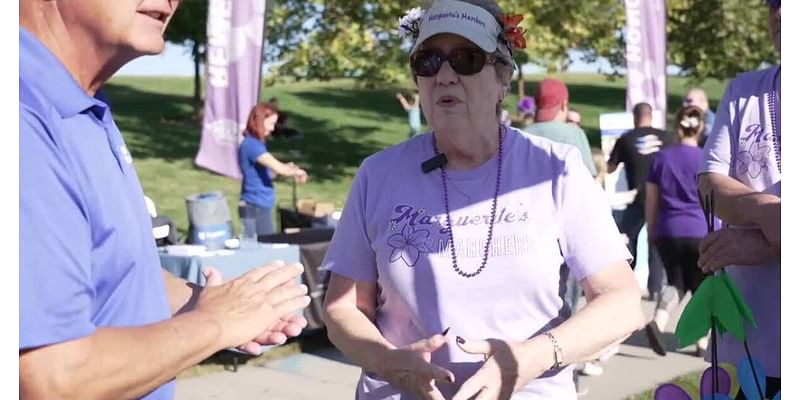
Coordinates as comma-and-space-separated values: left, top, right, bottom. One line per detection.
765, 0, 779, 8
410, 48, 502, 77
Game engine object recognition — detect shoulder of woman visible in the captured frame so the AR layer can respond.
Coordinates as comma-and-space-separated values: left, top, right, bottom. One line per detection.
513, 128, 575, 158
727, 65, 778, 98
359, 135, 428, 172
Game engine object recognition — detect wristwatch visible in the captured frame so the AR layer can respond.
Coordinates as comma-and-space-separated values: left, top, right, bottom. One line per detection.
543, 331, 564, 370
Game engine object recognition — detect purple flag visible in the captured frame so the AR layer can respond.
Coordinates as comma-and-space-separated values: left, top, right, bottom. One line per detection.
195, 0, 267, 179
624, 0, 667, 128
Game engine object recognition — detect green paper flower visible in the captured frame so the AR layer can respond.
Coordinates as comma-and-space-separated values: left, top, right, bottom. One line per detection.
675, 272, 757, 348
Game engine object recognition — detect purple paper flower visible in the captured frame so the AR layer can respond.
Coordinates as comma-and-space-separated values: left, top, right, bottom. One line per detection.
387, 224, 430, 267
654, 359, 781, 400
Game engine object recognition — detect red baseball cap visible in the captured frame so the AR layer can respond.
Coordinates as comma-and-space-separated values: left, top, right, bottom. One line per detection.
534, 78, 569, 122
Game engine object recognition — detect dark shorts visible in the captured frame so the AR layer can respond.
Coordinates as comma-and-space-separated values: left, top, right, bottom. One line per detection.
655, 237, 705, 295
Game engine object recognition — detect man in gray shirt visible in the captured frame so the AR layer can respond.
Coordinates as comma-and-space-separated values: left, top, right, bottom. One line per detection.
526, 78, 597, 176
525, 78, 602, 383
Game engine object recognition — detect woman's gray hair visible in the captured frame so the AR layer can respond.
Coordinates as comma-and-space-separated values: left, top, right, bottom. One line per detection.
459, 0, 516, 117
415, 0, 517, 118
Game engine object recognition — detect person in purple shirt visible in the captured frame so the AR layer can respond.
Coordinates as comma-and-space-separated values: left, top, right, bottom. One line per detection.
643, 105, 709, 357
697, 0, 781, 396
321, 1, 644, 399
19, 1, 310, 399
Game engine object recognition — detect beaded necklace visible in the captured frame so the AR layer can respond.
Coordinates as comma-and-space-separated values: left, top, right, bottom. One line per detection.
768, 86, 781, 174
433, 127, 503, 278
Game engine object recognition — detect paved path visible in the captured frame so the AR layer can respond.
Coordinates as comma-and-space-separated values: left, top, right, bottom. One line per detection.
175, 299, 707, 400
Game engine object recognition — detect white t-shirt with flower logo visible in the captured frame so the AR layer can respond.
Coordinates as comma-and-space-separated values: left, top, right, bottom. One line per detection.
701, 65, 781, 377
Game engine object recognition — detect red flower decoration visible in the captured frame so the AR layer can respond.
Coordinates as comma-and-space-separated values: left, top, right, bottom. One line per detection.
501, 14, 527, 49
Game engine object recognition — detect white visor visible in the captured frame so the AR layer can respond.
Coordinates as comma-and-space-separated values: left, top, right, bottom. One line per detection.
411, 0, 503, 54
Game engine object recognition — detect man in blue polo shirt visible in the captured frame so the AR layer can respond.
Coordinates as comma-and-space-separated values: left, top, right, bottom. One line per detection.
19, 1, 311, 399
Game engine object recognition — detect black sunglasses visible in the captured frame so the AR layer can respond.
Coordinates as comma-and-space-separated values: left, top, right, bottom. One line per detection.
410, 48, 502, 77
765, 0, 779, 8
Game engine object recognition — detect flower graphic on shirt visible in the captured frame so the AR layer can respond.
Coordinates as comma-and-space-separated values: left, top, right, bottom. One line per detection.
737, 141, 772, 179
387, 224, 431, 267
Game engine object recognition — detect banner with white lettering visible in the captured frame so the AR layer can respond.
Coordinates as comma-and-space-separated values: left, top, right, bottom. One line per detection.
624, 0, 667, 129
195, 0, 266, 179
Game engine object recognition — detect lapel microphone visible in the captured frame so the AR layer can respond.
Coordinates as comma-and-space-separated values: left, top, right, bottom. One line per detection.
421, 153, 448, 173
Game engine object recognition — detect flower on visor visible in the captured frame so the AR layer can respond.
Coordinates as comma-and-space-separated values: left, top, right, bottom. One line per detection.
501, 14, 527, 49
398, 7, 425, 39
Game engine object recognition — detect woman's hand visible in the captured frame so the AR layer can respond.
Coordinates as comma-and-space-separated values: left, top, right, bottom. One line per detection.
452, 337, 548, 400
201, 267, 308, 354
293, 168, 308, 184
380, 332, 455, 400
698, 227, 778, 273
285, 162, 308, 184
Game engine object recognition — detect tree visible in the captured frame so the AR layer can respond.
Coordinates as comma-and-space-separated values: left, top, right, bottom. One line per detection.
265, 0, 414, 86
171, 0, 776, 90
666, 0, 776, 80
519, 0, 775, 80
512, 50, 529, 100
514, 0, 624, 75
164, 0, 209, 109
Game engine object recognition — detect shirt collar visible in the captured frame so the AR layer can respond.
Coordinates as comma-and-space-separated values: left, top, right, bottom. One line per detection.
19, 27, 109, 118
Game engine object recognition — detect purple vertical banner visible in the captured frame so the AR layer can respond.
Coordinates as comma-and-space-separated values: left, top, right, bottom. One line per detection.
195, 0, 267, 179
624, 0, 667, 128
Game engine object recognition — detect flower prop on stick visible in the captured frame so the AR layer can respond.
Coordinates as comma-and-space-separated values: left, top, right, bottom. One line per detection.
657, 191, 779, 399
654, 360, 780, 400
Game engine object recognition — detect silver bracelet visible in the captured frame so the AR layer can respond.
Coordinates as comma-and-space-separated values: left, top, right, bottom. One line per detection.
543, 331, 564, 370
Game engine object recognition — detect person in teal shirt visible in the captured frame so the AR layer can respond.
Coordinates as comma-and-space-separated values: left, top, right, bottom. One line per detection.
396, 90, 423, 138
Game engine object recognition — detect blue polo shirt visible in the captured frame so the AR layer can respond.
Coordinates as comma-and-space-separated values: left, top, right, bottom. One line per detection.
20, 28, 174, 399
238, 135, 276, 208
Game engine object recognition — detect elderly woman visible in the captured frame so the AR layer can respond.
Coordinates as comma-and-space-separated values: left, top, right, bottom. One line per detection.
322, 0, 643, 399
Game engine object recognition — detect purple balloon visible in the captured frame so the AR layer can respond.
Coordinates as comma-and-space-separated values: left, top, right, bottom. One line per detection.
700, 366, 732, 397
654, 383, 693, 400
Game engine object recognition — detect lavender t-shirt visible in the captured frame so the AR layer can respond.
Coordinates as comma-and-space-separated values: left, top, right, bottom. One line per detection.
322, 127, 631, 399
701, 65, 781, 377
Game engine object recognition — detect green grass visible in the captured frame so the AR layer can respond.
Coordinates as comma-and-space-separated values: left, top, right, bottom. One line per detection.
106, 73, 728, 236
626, 369, 704, 399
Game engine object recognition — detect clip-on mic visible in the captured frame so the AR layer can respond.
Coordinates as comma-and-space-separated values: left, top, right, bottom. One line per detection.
421, 153, 448, 173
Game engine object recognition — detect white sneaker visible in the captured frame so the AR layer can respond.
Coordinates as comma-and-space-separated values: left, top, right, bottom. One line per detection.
578, 361, 604, 376
598, 345, 620, 362
696, 336, 709, 358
